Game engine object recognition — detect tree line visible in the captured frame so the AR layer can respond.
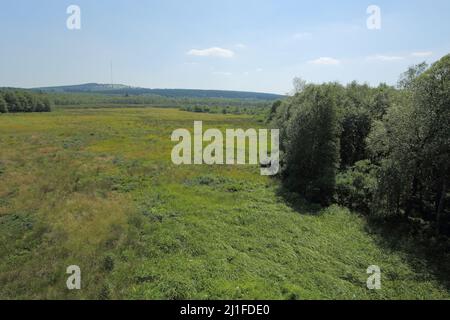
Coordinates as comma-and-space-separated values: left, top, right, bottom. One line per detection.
49, 92, 272, 110
0, 90, 52, 113
270, 54, 450, 236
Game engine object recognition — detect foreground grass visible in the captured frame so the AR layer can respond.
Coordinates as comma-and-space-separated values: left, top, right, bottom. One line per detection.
0, 108, 449, 299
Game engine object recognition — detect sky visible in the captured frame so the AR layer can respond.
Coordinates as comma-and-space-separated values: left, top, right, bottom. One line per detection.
0, 0, 449, 94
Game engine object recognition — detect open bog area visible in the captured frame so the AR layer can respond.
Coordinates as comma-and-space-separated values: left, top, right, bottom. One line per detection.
1, 107, 448, 300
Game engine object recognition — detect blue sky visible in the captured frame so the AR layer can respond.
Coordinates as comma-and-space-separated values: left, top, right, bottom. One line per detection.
1, 0, 449, 94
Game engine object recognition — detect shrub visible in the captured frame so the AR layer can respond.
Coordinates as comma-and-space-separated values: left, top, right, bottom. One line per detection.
335, 160, 378, 214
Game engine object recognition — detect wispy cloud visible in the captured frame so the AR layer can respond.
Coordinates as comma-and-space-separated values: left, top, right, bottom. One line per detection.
411, 51, 433, 57
366, 52, 433, 62
308, 57, 341, 65
235, 43, 247, 49
366, 55, 404, 62
293, 32, 312, 40
187, 47, 235, 58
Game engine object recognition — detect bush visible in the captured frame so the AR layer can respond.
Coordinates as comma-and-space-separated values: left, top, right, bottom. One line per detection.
335, 160, 378, 213
102, 255, 115, 272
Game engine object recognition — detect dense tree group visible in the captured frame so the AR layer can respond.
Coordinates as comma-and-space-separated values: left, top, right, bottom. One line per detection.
270, 54, 450, 236
0, 90, 52, 113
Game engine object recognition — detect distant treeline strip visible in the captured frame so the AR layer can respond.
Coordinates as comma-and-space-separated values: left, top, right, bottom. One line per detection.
0, 90, 52, 113
47, 92, 272, 109
36, 83, 284, 100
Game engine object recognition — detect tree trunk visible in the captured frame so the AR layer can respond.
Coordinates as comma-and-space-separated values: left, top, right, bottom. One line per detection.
436, 178, 446, 233
405, 175, 419, 218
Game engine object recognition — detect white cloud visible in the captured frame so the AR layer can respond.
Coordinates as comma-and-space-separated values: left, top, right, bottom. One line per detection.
256, 68, 263, 72
235, 43, 247, 49
411, 51, 433, 57
366, 55, 404, 61
187, 47, 235, 58
293, 32, 312, 40
308, 57, 341, 65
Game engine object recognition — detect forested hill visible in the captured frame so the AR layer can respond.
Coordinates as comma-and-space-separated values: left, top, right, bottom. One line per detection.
34, 83, 285, 100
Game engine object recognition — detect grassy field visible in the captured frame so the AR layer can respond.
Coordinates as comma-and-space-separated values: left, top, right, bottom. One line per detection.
0, 107, 449, 299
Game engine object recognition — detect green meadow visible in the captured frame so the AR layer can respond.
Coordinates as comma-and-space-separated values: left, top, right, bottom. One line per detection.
0, 107, 449, 299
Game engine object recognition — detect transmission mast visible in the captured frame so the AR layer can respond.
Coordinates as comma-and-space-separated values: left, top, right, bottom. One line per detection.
110, 61, 114, 89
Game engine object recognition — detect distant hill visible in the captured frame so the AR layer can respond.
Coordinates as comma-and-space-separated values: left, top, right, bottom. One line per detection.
34, 83, 131, 92
34, 83, 285, 101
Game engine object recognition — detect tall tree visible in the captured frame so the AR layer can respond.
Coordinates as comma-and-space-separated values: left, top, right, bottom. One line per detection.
0, 95, 7, 113
368, 55, 450, 232
412, 55, 450, 232
282, 84, 341, 205
3, 91, 19, 112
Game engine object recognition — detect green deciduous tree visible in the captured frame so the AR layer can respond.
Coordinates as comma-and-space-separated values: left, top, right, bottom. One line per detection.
340, 112, 371, 168
0, 90, 52, 113
3, 91, 19, 112
281, 84, 341, 205
0, 95, 7, 113
368, 55, 450, 232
